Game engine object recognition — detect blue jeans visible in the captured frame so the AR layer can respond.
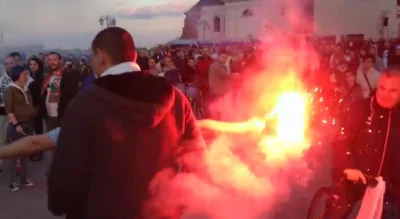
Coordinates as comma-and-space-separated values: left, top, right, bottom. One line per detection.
7, 122, 33, 184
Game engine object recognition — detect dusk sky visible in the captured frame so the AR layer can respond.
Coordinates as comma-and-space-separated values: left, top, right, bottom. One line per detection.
0, 0, 197, 49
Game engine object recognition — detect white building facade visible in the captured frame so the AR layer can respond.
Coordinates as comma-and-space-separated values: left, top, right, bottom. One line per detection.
314, 0, 398, 40
197, 0, 400, 42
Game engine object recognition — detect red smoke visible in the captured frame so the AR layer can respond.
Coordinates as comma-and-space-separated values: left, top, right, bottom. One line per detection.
145, 2, 326, 219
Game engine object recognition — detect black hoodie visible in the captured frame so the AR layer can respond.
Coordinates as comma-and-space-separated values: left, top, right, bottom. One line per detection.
333, 97, 400, 205
47, 71, 205, 219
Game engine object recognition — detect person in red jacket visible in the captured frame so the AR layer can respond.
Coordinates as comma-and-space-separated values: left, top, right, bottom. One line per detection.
196, 47, 214, 91
196, 47, 214, 118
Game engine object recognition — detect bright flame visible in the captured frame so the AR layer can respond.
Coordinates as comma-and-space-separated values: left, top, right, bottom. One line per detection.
199, 89, 310, 165
147, 18, 323, 218
198, 118, 266, 133
259, 91, 309, 163
274, 92, 307, 143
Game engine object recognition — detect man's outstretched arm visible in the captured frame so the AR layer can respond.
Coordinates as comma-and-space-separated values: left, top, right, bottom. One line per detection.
0, 133, 55, 159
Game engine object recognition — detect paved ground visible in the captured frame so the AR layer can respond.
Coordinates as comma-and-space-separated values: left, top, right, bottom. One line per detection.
0, 152, 59, 219
0, 147, 337, 219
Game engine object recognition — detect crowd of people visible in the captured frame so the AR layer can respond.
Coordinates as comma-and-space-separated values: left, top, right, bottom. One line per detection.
0, 51, 95, 191
0, 26, 399, 218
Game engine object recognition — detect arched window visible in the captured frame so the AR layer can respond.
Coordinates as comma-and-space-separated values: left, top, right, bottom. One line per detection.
213, 16, 221, 32
242, 9, 253, 17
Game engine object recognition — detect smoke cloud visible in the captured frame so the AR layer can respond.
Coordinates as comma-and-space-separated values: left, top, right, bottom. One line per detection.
143, 0, 330, 218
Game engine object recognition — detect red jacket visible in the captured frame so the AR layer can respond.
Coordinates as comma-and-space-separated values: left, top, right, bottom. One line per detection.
196, 56, 214, 88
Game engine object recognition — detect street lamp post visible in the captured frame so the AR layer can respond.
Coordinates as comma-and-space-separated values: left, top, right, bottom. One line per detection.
99, 15, 117, 28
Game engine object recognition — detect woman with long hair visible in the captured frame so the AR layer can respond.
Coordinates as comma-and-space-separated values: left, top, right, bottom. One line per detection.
144, 58, 161, 76
182, 58, 197, 83
27, 57, 45, 161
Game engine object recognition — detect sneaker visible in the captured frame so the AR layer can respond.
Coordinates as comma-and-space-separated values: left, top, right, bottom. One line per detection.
9, 183, 20, 192
22, 180, 34, 187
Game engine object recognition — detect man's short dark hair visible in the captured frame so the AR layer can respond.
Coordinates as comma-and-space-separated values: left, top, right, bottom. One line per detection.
9, 52, 21, 59
48, 52, 62, 60
91, 27, 136, 65
362, 54, 375, 63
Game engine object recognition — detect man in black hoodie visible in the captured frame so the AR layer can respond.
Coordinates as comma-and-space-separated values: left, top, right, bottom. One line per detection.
47, 27, 205, 219
327, 68, 400, 218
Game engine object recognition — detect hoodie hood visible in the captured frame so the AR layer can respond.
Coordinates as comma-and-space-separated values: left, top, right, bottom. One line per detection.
369, 95, 400, 115
7, 82, 29, 104
101, 62, 141, 77
90, 66, 175, 128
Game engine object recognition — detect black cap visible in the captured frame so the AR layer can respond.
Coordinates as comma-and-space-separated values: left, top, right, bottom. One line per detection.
10, 65, 25, 82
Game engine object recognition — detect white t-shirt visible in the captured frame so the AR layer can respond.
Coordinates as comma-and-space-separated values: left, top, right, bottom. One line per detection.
45, 75, 62, 117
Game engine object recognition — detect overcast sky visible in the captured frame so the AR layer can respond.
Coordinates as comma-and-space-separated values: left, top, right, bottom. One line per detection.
0, 0, 197, 49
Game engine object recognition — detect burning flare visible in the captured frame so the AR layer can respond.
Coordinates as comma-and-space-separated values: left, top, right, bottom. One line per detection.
199, 88, 310, 165
148, 36, 323, 219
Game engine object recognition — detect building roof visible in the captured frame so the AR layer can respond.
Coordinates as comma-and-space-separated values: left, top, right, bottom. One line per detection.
186, 0, 225, 13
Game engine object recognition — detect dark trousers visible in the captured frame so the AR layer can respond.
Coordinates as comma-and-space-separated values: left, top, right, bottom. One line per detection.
31, 118, 44, 159
46, 116, 59, 131
33, 117, 43, 134
7, 122, 33, 184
